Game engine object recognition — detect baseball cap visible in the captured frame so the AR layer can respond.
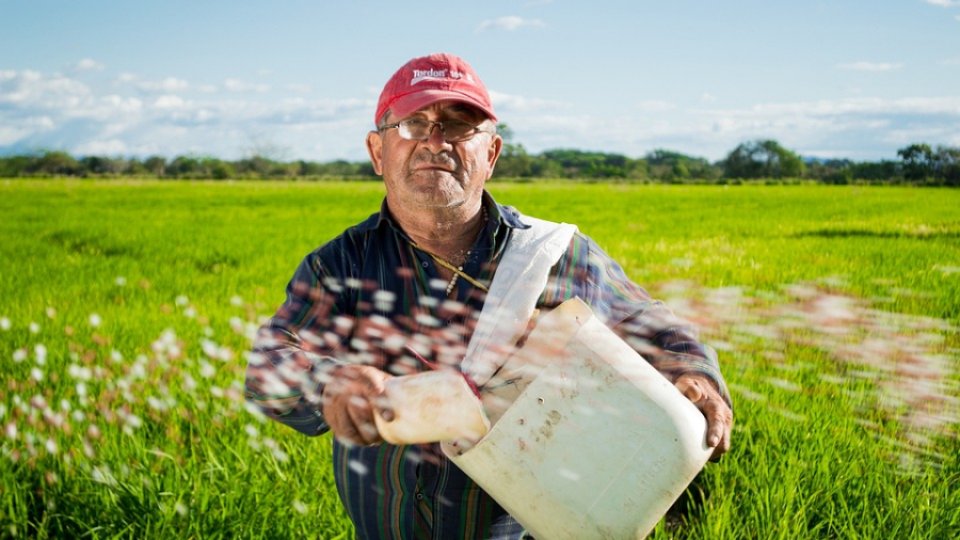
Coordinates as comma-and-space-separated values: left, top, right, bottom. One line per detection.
374, 53, 497, 125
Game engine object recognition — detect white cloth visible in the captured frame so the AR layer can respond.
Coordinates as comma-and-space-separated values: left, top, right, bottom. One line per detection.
462, 216, 577, 386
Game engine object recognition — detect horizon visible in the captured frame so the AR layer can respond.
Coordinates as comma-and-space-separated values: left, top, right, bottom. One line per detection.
2, 1, 959, 163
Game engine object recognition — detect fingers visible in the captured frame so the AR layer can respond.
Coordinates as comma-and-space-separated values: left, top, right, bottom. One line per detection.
322, 365, 392, 446
674, 374, 733, 461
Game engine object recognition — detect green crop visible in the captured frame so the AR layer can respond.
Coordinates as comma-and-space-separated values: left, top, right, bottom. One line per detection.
0, 179, 957, 539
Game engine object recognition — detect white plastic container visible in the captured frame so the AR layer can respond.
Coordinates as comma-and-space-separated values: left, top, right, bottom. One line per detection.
373, 369, 490, 446
442, 298, 713, 539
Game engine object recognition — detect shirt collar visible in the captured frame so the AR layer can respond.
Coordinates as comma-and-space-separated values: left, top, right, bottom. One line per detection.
358, 190, 532, 235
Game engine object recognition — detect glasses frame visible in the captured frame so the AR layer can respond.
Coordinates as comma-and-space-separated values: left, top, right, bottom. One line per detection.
378, 118, 494, 143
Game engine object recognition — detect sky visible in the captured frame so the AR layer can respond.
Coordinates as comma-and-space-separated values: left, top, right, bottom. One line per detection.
1, 0, 959, 163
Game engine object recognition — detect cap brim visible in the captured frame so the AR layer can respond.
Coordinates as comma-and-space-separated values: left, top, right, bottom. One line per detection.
388, 89, 497, 122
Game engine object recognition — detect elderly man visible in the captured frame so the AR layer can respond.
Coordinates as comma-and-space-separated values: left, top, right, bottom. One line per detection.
245, 52, 732, 539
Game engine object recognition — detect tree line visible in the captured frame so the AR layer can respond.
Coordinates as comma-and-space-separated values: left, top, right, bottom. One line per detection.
2, 131, 958, 186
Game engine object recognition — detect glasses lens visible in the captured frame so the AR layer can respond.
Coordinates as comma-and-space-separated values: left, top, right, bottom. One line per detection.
398, 119, 431, 140
440, 120, 475, 142
396, 118, 481, 142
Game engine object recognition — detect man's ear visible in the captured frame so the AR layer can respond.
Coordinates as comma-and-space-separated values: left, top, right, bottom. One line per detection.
366, 130, 384, 176
485, 134, 503, 179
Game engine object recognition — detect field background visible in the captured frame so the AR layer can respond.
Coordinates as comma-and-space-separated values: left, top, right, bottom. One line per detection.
1, 179, 958, 539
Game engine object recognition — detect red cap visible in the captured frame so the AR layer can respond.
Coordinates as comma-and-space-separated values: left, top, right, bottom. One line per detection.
374, 53, 497, 125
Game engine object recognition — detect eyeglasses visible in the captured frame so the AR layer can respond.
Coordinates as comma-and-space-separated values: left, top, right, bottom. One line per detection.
378, 118, 493, 143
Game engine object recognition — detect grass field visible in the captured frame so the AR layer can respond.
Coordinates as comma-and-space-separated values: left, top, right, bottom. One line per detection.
1, 179, 958, 539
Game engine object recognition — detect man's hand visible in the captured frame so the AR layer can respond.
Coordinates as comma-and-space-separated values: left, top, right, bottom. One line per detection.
674, 373, 732, 460
322, 365, 394, 446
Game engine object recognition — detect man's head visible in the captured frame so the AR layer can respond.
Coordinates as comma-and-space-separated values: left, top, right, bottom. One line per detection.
367, 53, 502, 214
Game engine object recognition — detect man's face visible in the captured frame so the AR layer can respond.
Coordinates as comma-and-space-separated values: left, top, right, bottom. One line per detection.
366, 101, 502, 212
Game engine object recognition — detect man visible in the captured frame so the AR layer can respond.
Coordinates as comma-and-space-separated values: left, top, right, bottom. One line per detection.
245, 52, 732, 539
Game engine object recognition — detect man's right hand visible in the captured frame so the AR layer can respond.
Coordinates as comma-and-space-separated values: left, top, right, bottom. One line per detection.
322, 365, 394, 446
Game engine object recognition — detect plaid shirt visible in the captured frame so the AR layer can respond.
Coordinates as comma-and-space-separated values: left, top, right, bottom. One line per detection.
245, 191, 730, 539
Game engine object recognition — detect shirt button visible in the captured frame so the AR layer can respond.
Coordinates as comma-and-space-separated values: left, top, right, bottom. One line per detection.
415, 493, 424, 500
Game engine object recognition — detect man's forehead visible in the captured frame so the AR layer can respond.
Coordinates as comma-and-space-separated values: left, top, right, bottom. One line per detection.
402, 101, 487, 119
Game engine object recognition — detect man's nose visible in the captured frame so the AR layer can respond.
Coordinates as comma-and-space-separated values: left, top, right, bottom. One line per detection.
423, 122, 451, 150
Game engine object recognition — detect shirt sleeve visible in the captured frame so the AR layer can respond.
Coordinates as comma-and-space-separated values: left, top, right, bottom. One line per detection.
244, 252, 347, 436
540, 232, 732, 408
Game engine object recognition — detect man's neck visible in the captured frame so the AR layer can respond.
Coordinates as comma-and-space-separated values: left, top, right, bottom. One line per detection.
390, 202, 485, 265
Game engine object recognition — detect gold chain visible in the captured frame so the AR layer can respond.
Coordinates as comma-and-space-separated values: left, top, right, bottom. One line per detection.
409, 207, 490, 295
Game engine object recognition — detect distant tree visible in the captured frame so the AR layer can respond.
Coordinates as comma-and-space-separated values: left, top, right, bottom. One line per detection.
645, 149, 715, 180
80, 156, 126, 176
492, 123, 535, 178
723, 139, 805, 179
144, 156, 167, 177
897, 143, 935, 182
933, 145, 960, 186
32, 151, 81, 176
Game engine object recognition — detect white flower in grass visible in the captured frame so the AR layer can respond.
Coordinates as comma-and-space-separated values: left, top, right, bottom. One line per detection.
110, 350, 123, 363
72, 410, 85, 423
30, 368, 43, 382
13, 349, 27, 363
271, 448, 289, 462
88, 313, 102, 328
2, 422, 12, 440
115, 276, 127, 286
244, 424, 259, 438
292, 500, 308, 514
29, 322, 40, 334
44, 438, 58, 455
174, 502, 188, 516
45, 307, 56, 319
175, 295, 189, 307
230, 295, 243, 307
34, 344, 47, 365
0, 317, 9, 331
183, 306, 197, 319
76, 382, 87, 398
199, 361, 216, 379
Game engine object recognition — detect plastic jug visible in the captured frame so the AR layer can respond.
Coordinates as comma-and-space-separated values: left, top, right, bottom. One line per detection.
441, 298, 713, 539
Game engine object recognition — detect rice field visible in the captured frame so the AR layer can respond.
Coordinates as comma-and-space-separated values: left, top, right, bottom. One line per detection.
0, 179, 958, 539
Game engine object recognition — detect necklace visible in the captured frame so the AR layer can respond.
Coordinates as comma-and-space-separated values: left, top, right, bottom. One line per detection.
410, 207, 490, 296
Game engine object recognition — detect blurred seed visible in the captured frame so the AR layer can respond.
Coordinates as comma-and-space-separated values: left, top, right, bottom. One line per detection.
34, 344, 47, 365
292, 500, 308, 514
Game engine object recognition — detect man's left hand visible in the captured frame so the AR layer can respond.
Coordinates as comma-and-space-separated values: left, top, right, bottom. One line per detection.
674, 373, 732, 460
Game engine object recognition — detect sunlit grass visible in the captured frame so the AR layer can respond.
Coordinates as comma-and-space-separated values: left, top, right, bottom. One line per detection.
1, 179, 958, 538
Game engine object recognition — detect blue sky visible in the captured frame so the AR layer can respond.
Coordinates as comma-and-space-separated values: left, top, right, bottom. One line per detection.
2, 0, 959, 162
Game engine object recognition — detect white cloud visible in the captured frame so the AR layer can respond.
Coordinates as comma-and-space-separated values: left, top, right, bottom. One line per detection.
74, 58, 105, 72
700, 93, 718, 103
116, 73, 190, 94
152, 95, 186, 110
636, 100, 676, 113
925, 0, 960, 7
837, 61, 903, 72
74, 139, 128, 155
223, 78, 270, 93
488, 90, 567, 114
476, 16, 545, 32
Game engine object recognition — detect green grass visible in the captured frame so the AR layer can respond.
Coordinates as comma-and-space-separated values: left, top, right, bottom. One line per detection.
0, 179, 958, 538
